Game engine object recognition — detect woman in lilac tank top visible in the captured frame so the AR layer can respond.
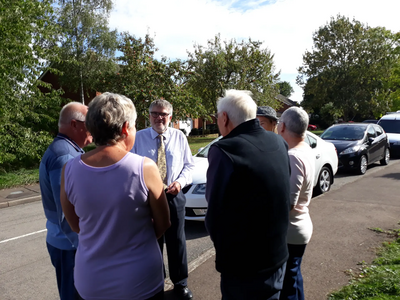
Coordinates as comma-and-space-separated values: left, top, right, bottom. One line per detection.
60, 93, 171, 300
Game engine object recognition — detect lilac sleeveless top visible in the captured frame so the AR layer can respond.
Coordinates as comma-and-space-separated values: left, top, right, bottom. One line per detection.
64, 152, 163, 300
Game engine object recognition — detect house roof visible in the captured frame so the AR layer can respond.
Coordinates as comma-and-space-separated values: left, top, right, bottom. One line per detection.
276, 94, 298, 106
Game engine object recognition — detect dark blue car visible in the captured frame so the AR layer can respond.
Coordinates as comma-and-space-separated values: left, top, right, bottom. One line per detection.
320, 123, 390, 175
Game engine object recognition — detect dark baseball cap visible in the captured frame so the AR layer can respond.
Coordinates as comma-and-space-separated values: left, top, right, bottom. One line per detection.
256, 106, 278, 121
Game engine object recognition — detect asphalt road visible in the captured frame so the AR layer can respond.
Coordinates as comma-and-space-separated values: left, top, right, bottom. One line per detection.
0, 159, 398, 300
0, 200, 213, 300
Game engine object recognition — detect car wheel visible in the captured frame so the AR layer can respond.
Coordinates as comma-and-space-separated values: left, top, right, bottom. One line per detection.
358, 155, 368, 175
380, 148, 390, 165
313, 166, 332, 196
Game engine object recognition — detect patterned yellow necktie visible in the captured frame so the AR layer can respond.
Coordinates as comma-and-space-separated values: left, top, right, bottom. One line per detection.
157, 134, 168, 189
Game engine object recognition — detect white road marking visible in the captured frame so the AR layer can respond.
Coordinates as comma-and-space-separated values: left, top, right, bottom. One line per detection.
0, 229, 47, 244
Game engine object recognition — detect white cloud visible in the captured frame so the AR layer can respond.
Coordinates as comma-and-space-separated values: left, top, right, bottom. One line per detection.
109, 0, 400, 103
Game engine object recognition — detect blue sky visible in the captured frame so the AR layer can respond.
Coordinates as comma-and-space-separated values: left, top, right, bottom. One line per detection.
109, 0, 400, 103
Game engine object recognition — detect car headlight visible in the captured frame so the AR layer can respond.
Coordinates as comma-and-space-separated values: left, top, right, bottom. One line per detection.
340, 145, 361, 155
192, 184, 206, 194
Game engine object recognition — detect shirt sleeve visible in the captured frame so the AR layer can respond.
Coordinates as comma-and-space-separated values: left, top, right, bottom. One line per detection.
174, 133, 195, 188
289, 153, 305, 207
205, 145, 233, 242
49, 154, 79, 247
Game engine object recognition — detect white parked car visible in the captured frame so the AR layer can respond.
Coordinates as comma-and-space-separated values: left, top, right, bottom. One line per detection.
183, 132, 338, 221
377, 111, 400, 157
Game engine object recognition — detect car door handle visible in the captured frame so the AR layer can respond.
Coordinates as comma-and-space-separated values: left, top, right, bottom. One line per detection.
316, 154, 320, 159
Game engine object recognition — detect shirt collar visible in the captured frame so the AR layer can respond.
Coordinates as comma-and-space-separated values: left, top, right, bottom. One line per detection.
150, 127, 170, 140
56, 133, 84, 153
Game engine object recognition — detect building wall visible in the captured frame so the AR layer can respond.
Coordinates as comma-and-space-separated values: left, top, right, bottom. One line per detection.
39, 71, 96, 105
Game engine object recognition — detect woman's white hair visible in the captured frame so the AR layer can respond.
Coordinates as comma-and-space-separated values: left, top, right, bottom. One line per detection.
86, 92, 137, 146
279, 107, 309, 138
217, 90, 257, 127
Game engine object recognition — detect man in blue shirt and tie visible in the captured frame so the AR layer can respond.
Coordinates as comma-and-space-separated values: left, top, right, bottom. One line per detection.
132, 99, 195, 300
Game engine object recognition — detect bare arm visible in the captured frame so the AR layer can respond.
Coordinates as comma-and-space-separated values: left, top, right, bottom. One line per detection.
60, 164, 80, 233
143, 157, 171, 238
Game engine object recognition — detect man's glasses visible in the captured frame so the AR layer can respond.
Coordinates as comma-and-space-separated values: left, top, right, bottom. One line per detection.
150, 112, 170, 118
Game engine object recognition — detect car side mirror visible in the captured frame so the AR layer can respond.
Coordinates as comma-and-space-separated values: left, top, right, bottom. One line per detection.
368, 137, 375, 144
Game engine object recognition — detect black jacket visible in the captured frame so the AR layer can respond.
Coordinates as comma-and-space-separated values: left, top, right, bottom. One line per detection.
205, 119, 291, 278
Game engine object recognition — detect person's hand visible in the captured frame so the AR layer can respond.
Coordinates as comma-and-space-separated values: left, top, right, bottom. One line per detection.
166, 181, 181, 195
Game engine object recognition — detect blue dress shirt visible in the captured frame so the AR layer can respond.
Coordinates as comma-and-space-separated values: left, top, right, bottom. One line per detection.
39, 133, 84, 250
131, 127, 195, 188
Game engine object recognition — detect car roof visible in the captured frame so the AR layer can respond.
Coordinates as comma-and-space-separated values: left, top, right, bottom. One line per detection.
329, 122, 369, 128
379, 113, 400, 120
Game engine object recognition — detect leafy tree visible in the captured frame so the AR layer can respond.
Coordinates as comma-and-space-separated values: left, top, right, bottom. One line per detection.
0, 0, 63, 170
184, 34, 281, 118
297, 15, 400, 121
386, 57, 400, 112
99, 33, 202, 129
277, 81, 294, 98
55, 0, 118, 103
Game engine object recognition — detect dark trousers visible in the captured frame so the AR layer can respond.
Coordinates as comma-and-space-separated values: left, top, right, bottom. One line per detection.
220, 263, 286, 300
280, 244, 307, 300
77, 288, 164, 300
46, 242, 79, 300
158, 190, 188, 287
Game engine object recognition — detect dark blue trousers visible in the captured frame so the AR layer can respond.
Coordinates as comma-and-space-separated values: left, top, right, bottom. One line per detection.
158, 190, 188, 287
77, 287, 164, 300
220, 263, 286, 300
46, 242, 78, 300
280, 244, 307, 300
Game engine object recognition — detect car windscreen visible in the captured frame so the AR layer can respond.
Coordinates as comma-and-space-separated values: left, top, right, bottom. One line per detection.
196, 136, 222, 158
378, 119, 400, 134
320, 125, 366, 141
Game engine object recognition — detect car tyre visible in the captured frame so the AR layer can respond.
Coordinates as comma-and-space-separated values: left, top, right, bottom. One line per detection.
358, 155, 368, 175
313, 166, 332, 196
380, 148, 390, 165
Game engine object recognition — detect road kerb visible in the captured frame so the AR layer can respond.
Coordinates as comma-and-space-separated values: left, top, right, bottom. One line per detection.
0, 202, 9, 209
164, 247, 216, 291
7, 195, 42, 207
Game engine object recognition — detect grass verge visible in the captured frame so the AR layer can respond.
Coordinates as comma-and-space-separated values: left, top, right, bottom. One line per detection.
188, 134, 218, 155
0, 168, 40, 189
0, 134, 219, 190
328, 229, 400, 300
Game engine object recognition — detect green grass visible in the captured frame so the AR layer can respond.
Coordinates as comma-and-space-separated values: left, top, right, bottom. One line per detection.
329, 233, 400, 300
0, 134, 220, 190
188, 134, 219, 155
311, 129, 324, 136
0, 168, 40, 189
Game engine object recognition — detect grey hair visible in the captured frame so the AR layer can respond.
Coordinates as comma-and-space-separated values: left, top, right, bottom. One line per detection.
86, 92, 137, 146
58, 102, 86, 128
149, 99, 173, 116
217, 89, 256, 127
279, 107, 309, 138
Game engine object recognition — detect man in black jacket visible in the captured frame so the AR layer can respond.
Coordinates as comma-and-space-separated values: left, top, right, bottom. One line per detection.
205, 90, 291, 300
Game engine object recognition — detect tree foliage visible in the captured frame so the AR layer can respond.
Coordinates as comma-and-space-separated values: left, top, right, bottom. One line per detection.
55, 0, 118, 102
99, 33, 201, 129
0, 0, 63, 170
184, 34, 281, 117
277, 81, 294, 97
298, 15, 400, 121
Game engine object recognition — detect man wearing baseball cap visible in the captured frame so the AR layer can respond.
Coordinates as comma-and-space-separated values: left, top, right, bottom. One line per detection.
256, 106, 279, 133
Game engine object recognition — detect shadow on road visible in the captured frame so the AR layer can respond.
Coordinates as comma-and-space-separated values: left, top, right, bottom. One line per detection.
380, 172, 400, 181
185, 220, 209, 240
335, 156, 400, 178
